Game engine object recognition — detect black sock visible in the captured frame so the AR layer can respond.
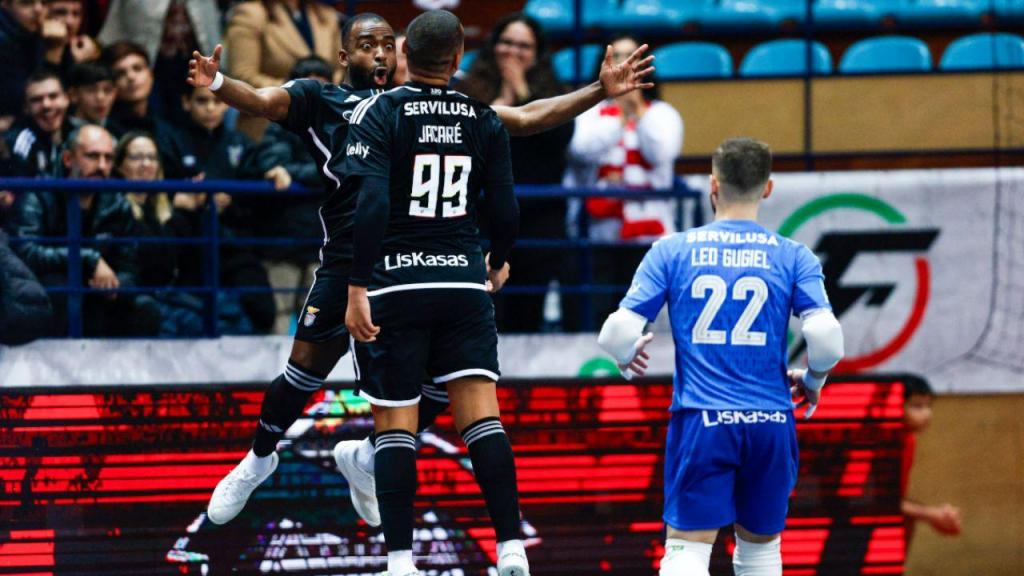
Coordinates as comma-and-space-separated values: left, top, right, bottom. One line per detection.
462, 417, 521, 542
416, 394, 448, 433
374, 429, 418, 552
251, 361, 326, 457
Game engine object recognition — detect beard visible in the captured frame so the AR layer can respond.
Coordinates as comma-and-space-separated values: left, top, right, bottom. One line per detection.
349, 64, 391, 90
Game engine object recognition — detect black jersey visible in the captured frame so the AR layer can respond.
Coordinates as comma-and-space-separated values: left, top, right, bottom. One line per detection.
340, 82, 518, 290
279, 79, 386, 249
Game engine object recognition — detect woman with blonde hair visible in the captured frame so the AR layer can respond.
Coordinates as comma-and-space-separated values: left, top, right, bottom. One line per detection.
114, 131, 252, 334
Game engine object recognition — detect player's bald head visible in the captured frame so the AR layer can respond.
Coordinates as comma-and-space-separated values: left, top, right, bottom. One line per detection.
711, 138, 773, 202
405, 10, 464, 75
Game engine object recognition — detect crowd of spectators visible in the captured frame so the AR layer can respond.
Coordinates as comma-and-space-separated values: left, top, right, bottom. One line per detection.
0, 0, 685, 342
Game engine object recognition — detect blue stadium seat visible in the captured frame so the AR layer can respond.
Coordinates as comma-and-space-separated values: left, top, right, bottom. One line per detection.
739, 39, 833, 77
813, 0, 894, 28
652, 42, 733, 79
523, 0, 618, 34
940, 33, 1024, 70
553, 44, 604, 83
698, 0, 786, 30
892, 0, 986, 26
839, 35, 933, 73
459, 49, 477, 72
992, 0, 1024, 23
599, 0, 689, 32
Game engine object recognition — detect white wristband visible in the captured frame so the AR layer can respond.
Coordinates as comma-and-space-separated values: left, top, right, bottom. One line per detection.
803, 370, 827, 392
210, 71, 225, 92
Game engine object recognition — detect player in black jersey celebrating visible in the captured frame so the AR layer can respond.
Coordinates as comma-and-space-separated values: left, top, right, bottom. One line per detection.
188, 13, 654, 529
342, 11, 534, 576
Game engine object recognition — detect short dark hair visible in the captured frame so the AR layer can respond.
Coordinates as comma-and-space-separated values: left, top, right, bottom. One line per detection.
25, 68, 64, 90
405, 10, 464, 75
903, 375, 935, 402
102, 40, 150, 68
342, 12, 386, 49
66, 62, 114, 88
711, 138, 772, 200
290, 56, 332, 81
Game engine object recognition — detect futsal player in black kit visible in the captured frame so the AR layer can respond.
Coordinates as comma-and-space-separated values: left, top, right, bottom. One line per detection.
188, 13, 654, 530
342, 11, 529, 576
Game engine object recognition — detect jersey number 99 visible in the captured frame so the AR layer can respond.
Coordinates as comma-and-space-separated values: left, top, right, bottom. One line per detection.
410, 154, 472, 218
691, 275, 768, 346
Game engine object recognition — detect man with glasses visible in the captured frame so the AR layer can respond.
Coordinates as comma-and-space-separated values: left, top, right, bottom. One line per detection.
9, 123, 162, 336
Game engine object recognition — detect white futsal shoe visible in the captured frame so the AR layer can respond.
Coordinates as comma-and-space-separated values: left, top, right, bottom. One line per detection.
498, 550, 531, 576
207, 452, 278, 525
333, 440, 381, 527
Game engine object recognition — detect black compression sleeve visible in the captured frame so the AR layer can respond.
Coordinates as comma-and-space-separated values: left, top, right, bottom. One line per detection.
486, 182, 519, 270
349, 175, 390, 286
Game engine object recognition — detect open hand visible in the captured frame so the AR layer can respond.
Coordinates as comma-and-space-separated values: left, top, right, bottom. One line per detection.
188, 44, 223, 88
599, 43, 655, 99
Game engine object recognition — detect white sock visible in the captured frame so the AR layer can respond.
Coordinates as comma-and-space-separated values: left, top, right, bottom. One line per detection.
241, 450, 273, 476
357, 436, 375, 473
660, 538, 712, 576
733, 535, 782, 576
497, 538, 526, 559
387, 549, 415, 574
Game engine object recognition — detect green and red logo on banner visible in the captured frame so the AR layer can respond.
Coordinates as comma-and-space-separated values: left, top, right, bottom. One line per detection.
780, 193, 938, 372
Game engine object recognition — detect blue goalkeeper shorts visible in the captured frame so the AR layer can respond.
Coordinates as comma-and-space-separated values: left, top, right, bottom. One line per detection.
663, 408, 799, 535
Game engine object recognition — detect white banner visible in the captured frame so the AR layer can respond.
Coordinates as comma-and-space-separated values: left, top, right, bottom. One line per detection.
685, 167, 1024, 393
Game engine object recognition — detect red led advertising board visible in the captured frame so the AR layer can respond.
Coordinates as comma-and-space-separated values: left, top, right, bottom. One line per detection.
1, 376, 907, 575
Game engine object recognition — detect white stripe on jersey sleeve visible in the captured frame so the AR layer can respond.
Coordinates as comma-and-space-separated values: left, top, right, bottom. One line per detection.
350, 92, 383, 125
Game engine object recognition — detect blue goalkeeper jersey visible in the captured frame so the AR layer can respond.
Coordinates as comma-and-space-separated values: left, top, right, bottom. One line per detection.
620, 219, 832, 412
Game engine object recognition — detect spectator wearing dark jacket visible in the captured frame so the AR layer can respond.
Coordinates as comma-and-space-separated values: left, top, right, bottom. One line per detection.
251, 56, 328, 332
0, 0, 46, 122
0, 228, 53, 344
102, 41, 171, 139
251, 56, 328, 262
41, 0, 101, 74
9, 124, 161, 336
114, 131, 254, 335
159, 84, 292, 334
3, 69, 72, 179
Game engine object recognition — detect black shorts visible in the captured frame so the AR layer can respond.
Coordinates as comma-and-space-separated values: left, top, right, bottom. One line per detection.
294, 267, 350, 344
351, 287, 500, 407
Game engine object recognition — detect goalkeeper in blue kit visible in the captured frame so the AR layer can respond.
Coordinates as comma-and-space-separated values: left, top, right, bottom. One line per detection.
598, 138, 845, 575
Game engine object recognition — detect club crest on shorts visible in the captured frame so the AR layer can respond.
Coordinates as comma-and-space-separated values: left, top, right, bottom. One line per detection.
303, 306, 320, 327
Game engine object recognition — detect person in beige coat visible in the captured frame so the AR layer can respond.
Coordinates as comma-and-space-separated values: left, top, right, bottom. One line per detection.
98, 0, 221, 126
224, 0, 341, 141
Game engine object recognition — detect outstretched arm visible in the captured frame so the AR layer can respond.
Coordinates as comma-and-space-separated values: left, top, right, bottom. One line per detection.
188, 45, 291, 123
494, 43, 655, 137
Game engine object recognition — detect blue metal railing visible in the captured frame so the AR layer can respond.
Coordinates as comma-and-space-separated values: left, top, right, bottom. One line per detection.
0, 177, 703, 337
